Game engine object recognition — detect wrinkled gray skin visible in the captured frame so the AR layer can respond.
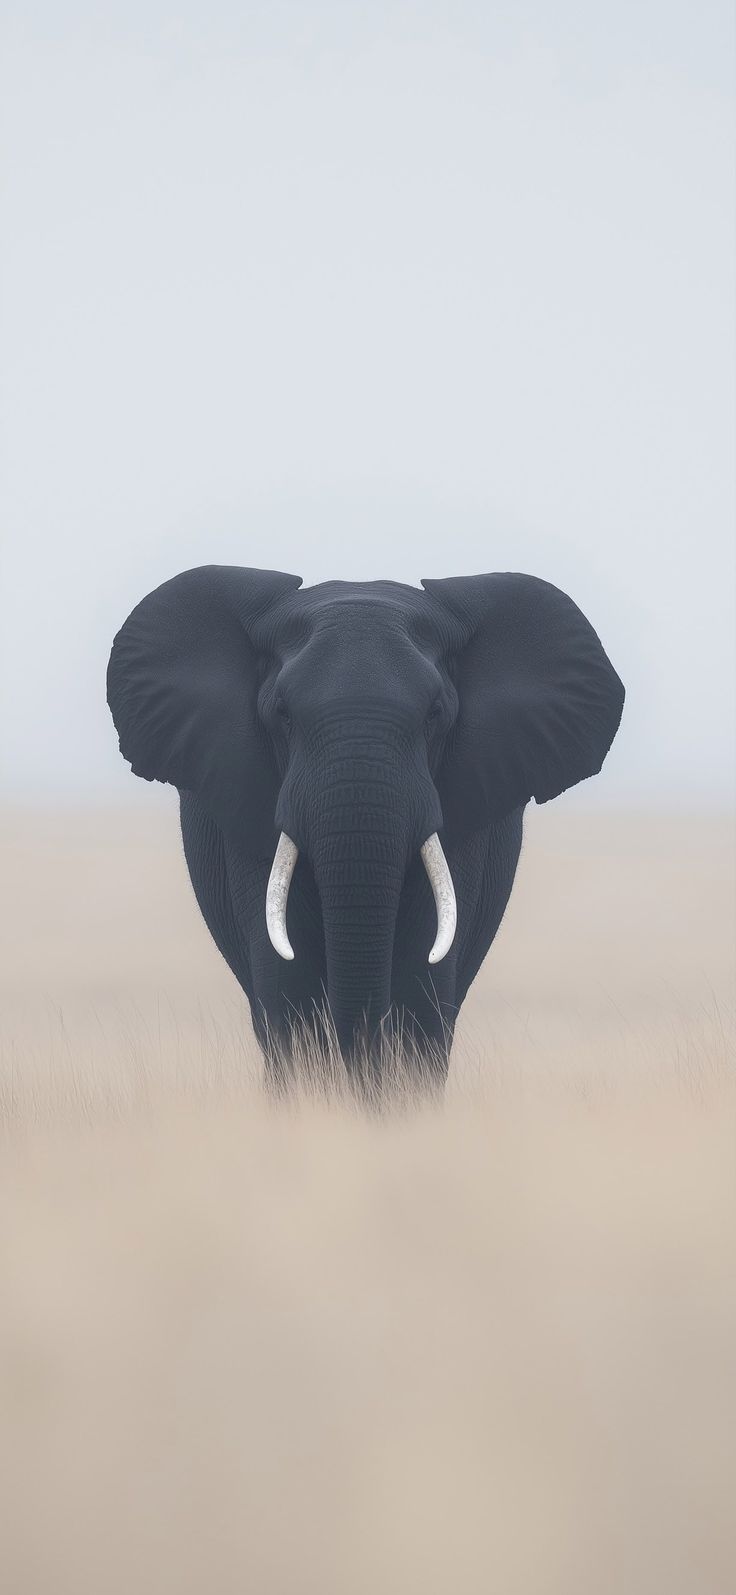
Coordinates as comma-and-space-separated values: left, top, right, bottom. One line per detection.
107, 568, 624, 1089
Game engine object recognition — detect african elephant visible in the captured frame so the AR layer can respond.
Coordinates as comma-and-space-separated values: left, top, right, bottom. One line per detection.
107, 567, 624, 1086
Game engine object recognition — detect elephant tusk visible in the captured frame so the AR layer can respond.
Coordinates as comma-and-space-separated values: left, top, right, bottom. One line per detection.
421, 833, 457, 964
266, 833, 298, 960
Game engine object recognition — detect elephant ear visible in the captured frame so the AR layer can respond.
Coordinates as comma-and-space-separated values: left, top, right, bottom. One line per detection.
422, 572, 625, 835
107, 565, 302, 855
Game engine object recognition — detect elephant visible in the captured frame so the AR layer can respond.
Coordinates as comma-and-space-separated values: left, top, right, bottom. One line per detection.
107, 566, 624, 1088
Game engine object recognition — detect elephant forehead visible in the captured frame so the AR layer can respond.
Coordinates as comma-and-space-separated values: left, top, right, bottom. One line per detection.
298, 579, 424, 608
296, 596, 424, 640
304, 587, 456, 647
253, 580, 464, 656
280, 611, 441, 705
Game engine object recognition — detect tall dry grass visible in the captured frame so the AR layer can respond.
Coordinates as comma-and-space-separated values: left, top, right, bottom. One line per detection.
0, 805, 734, 1593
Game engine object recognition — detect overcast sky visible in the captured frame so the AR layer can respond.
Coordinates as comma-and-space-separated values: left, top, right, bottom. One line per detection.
1, 1, 733, 811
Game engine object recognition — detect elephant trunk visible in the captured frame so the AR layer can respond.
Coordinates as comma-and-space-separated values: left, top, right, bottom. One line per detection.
311, 806, 408, 1058
316, 875, 402, 1057
298, 726, 438, 1060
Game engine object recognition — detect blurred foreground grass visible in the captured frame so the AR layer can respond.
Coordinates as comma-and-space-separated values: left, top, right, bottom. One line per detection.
0, 806, 734, 1594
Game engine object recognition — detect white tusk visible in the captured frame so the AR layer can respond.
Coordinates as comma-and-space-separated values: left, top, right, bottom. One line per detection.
421, 833, 457, 965
266, 833, 298, 960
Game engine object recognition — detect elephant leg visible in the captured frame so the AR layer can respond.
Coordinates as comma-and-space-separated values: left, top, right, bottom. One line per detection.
388, 967, 457, 1088
179, 793, 254, 1004
224, 843, 330, 1083
390, 853, 458, 1084
453, 809, 524, 1007
179, 809, 311, 1092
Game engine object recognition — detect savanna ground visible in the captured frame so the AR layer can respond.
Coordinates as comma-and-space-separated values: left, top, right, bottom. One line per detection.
0, 804, 734, 1594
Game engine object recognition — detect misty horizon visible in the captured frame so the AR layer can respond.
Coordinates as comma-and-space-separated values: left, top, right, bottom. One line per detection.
1, 2, 733, 809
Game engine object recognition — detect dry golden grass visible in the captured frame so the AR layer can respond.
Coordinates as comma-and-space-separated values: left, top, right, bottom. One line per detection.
0, 804, 734, 1594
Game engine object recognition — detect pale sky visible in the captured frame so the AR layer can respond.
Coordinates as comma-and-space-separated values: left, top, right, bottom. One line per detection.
1, 1, 733, 810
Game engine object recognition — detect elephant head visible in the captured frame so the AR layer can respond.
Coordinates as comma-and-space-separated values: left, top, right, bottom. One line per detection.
107, 567, 624, 1056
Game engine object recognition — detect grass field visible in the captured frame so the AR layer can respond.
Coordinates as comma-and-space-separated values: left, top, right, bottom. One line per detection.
0, 805, 734, 1593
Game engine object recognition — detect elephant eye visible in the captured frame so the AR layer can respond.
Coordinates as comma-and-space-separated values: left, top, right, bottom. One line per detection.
274, 698, 291, 726
427, 698, 443, 724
